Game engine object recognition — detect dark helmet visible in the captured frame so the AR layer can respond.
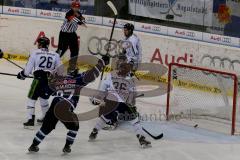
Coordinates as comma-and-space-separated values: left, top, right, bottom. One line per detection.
37, 36, 50, 48
124, 23, 134, 33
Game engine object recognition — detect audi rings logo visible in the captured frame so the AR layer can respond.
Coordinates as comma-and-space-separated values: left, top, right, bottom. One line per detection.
200, 55, 240, 78
21, 8, 31, 15
53, 12, 62, 17
86, 17, 96, 23
152, 26, 161, 32
210, 36, 231, 44
186, 31, 195, 38
222, 37, 231, 43
87, 37, 132, 58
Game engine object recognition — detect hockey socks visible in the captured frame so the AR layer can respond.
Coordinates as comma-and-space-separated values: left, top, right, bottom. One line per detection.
32, 129, 47, 146
65, 130, 78, 146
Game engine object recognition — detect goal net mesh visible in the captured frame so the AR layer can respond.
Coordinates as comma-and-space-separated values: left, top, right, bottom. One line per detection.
166, 63, 238, 135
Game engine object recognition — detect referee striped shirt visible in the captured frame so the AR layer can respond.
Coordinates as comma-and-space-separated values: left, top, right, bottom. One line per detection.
61, 9, 84, 33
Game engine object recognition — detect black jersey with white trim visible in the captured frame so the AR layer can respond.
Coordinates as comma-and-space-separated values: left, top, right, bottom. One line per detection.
54, 73, 87, 107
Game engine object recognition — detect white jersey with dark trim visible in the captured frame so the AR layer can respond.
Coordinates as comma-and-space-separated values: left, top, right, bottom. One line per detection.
24, 48, 62, 76
124, 34, 142, 64
100, 72, 136, 104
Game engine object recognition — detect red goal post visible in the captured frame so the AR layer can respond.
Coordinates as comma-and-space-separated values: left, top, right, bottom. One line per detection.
166, 63, 238, 135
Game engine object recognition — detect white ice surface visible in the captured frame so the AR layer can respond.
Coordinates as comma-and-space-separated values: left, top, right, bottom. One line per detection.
1, 60, 240, 160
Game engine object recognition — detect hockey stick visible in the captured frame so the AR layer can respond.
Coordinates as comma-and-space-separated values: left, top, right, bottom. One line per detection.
0, 72, 18, 77
3, 57, 24, 70
0, 51, 24, 70
0, 72, 33, 78
89, 1, 118, 105
142, 127, 164, 140
0, 50, 33, 78
99, 1, 118, 81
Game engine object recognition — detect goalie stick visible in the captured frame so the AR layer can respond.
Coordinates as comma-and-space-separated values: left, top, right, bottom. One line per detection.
142, 127, 164, 140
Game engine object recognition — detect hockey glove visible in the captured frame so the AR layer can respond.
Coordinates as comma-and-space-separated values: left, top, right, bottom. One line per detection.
89, 97, 101, 105
101, 55, 110, 66
0, 49, 3, 59
17, 70, 27, 80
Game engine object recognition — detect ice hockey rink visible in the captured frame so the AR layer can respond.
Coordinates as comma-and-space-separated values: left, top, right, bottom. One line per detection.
1, 60, 240, 160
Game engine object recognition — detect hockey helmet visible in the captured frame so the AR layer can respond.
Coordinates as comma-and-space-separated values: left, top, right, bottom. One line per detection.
37, 36, 50, 48
124, 23, 134, 33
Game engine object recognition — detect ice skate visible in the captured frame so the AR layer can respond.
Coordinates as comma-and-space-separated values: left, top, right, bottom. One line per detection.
137, 134, 152, 148
89, 128, 98, 141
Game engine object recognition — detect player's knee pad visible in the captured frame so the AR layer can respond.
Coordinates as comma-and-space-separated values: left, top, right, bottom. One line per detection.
39, 98, 49, 107
27, 98, 37, 108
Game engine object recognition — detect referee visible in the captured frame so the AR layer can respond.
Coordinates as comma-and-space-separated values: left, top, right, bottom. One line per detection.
56, 0, 86, 73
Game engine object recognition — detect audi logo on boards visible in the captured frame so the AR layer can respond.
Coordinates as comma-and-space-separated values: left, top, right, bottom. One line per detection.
210, 36, 231, 44
53, 12, 62, 17
87, 37, 132, 58
186, 31, 195, 38
21, 9, 31, 15
200, 55, 240, 78
86, 17, 96, 23
152, 26, 161, 32
222, 37, 231, 43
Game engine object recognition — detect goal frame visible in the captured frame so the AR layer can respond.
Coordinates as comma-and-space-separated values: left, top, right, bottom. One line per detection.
166, 63, 238, 135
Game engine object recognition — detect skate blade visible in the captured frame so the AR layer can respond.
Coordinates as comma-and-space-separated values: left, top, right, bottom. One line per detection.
102, 126, 117, 131
28, 150, 38, 153
24, 126, 35, 130
61, 152, 70, 156
36, 122, 43, 126
27, 151, 37, 154
88, 138, 96, 142
140, 144, 152, 149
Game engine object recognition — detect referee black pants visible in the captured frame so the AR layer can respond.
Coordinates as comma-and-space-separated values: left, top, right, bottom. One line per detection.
57, 31, 79, 71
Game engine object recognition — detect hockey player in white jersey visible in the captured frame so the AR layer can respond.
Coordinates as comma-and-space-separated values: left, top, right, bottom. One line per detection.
98, 23, 142, 130
89, 62, 151, 148
17, 37, 62, 129
118, 23, 142, 71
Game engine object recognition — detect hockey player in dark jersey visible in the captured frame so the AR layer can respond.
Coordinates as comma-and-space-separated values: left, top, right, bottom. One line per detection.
28, 55, 110, 153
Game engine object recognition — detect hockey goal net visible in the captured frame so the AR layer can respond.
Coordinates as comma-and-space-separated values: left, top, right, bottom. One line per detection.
166, 63, 238, 135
